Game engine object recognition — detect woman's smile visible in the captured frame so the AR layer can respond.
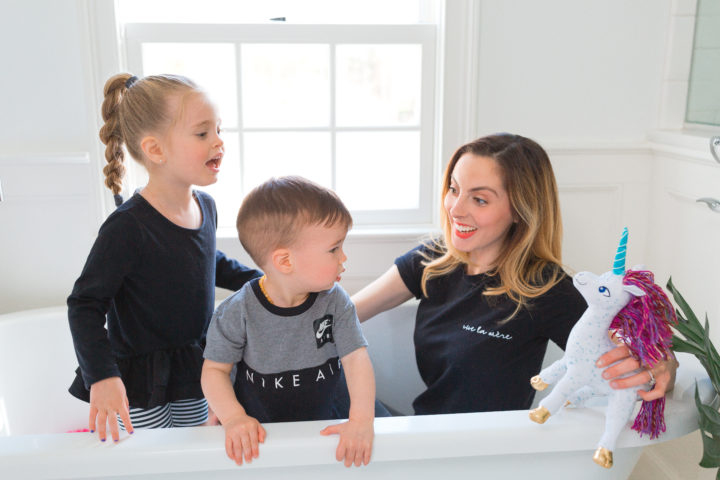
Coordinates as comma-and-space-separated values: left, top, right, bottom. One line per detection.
453, 221, 477, 239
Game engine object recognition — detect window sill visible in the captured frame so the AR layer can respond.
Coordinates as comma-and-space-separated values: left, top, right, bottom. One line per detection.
647, 129, 719, 165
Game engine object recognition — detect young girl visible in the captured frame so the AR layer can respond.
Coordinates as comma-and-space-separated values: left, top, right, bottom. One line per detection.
67, 73, 260, 443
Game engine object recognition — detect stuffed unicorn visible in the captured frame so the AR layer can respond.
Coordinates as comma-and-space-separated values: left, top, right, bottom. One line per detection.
528, 228, 677, 468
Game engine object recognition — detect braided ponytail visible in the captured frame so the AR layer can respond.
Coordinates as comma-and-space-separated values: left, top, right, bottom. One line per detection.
99, 74, 132, 196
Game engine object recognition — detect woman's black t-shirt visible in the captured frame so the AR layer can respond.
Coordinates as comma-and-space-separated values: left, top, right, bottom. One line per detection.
395, 244, 587, 415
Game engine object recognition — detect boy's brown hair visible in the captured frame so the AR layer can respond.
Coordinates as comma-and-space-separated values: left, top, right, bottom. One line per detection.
236, 176, 353, 268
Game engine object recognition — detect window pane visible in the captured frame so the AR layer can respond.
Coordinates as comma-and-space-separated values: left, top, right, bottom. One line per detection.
336, 44, 422, 127
141, 43, 238, 128
336, 131, 419, 210
685, 0, 720, 125
242, 45, 329, 128
243, 132, 331, 192
196, 132, 242, 229
118, 0, 426, 24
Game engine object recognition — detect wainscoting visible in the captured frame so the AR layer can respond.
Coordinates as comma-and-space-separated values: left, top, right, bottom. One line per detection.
0, 154, 98, 314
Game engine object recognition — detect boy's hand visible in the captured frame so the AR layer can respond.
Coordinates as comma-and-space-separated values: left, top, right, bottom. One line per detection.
223, 414, 266, 466
89, 376, 133, 442
320, 418, 374, 467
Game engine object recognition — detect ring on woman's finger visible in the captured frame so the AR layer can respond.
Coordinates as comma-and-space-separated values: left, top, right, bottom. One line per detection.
647, 369, 656, 387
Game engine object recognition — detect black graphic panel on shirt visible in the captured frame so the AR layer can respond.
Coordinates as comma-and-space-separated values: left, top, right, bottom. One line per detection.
234, 357, 342, 423
313, 314, 334, 348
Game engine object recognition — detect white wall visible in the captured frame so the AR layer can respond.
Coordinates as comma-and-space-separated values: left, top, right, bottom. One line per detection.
475, 0, 669, 143
1, 1, 95, 154
0, 0, 104, 314
469, 0, 670, 271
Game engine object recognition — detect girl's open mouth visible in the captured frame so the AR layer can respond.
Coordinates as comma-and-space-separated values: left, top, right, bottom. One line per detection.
206, 156, 222, 172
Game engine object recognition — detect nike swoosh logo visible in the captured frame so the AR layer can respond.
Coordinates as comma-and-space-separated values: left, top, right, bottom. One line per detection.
316, 320, 331, 339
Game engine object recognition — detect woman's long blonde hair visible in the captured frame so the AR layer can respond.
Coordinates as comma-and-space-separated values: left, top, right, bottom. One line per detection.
421, 133, 564, 314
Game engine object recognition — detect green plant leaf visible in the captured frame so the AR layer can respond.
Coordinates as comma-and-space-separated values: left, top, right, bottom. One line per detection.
673, 335, 707, 356
697, 405, 720, 434
696, 393, 720, 436
706, 315, 720, 359
667, 279, 720, 472
674, 316, 706, 345
668, 277, 701, 325
701, 326, 720, 390
668, 277, 705, 344
699, 432, 720, 468
676, 324, 705, 347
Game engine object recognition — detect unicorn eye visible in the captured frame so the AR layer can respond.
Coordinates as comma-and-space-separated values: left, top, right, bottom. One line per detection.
598, 286, 611, 297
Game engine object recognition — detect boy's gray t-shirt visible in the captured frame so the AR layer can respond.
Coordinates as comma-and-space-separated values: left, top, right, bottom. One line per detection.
204, 278, 367, 422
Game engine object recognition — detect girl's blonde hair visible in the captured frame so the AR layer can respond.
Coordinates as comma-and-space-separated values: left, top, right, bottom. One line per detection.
421, 133, 564, 315
98, 73, 200, 195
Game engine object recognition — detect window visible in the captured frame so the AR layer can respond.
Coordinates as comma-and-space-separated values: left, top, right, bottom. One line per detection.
686, 0, 720, 126
118, 1, 439, 230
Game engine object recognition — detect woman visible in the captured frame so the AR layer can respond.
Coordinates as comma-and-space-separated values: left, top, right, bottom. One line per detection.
352, 133, 675, 415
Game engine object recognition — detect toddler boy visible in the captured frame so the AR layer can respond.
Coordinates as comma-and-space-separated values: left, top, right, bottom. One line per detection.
201, 176, 375, 468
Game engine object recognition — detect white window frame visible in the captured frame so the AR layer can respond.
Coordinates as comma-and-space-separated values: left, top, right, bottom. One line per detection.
86, 0, 482, 236
124, 23, 436, 227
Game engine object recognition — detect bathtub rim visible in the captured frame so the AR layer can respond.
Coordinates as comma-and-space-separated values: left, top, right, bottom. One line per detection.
0, 352, 711, 479
0, 306, 711, 479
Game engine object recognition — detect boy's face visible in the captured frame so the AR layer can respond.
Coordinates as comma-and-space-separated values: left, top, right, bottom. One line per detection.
289, 222, 348, 292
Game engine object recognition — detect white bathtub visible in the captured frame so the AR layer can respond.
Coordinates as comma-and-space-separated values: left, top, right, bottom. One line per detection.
0, 303, 712, 479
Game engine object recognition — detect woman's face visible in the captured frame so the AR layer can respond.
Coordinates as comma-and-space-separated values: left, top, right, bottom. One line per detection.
443, 153, 515, 272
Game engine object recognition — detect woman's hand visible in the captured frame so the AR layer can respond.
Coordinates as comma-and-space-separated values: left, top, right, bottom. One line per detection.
596, 345, 679, 401
88, 376, 133, 442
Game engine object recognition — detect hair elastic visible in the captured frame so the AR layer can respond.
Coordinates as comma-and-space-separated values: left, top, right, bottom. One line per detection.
125, 75, 139, 89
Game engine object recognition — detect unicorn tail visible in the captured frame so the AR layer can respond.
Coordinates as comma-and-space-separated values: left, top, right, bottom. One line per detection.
632, 398, 666, 439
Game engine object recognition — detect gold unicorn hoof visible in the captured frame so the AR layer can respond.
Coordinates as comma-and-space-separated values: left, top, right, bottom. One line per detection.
529, 406, 550, 424
530, 375, 548, 391
593, 447, 613, 469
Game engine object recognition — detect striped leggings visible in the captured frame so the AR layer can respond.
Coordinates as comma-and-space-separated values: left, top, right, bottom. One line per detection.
118, 398, 209, 429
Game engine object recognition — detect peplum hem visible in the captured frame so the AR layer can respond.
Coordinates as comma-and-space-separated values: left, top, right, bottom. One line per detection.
69, 342, 205, 409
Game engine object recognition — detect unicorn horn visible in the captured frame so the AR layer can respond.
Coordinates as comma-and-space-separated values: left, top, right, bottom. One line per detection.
612, 227, 629, 276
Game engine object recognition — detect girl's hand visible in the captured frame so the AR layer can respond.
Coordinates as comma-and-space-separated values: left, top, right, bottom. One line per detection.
204, 406, 221, 426
88, 376, 133, 442
320, 418, 374, 467
596, 345, 679, 401
223, 414, 266, 465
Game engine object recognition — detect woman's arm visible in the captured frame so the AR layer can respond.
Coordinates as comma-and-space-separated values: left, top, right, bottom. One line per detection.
351, 265, 413, 322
